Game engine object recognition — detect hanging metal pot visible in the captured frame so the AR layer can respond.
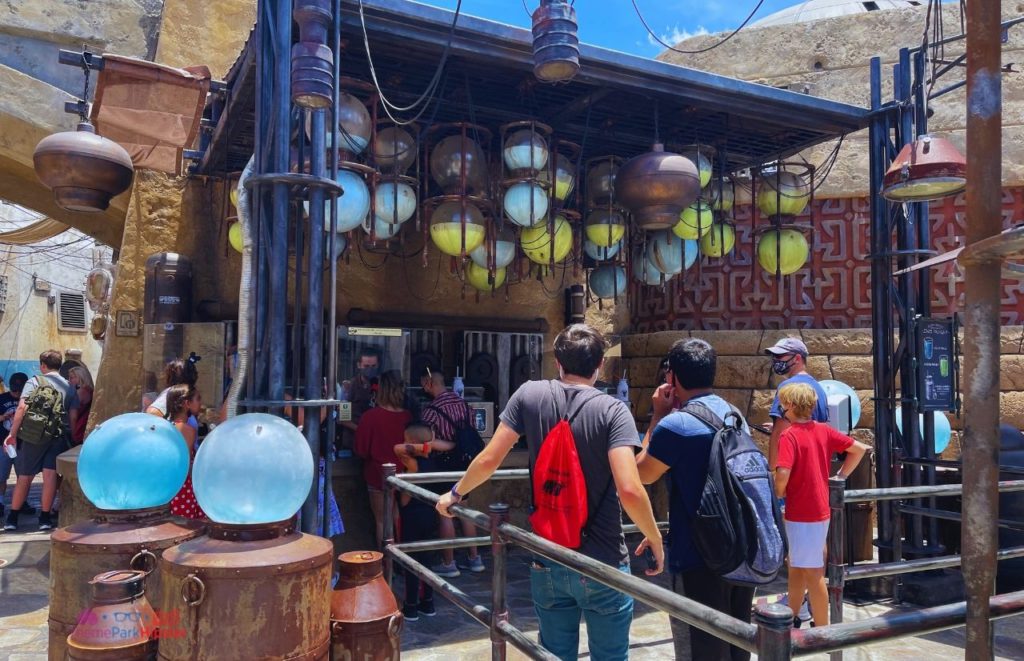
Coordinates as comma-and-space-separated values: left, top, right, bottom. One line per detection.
615, 144, 700, 230
33, 121, 134, 212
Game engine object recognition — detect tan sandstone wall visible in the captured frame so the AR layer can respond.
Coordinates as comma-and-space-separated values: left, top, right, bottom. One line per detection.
622, 327, 1024, 459
659, 2, 1024, 197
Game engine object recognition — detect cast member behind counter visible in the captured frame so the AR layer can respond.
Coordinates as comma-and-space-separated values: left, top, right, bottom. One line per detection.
338, 346, 382, 449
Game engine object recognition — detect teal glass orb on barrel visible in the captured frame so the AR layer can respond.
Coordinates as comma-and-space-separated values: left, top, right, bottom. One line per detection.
79, 413, 189, 510
895, 407, 952, 455
193, 413, 314, 524
820, 380, 862, 428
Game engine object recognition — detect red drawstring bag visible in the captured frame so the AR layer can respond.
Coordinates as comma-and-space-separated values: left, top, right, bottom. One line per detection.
529, 387, 603, 548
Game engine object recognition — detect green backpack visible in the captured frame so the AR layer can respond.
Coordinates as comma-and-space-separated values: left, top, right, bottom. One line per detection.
19, 376, 66, 446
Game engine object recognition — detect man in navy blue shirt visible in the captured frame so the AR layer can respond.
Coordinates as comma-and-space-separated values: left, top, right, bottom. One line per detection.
764, 337, 829, 470
636, 338, 755, 661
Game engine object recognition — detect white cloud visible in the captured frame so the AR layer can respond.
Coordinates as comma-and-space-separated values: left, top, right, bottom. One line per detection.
647, 24, 709, 48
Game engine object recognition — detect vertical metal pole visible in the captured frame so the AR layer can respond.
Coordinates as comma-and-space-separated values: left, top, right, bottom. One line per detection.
382, 463, 397, 587
869, 55, 895, 563
269, 0, 292, 415
962, 0, 1003, 656
755, 602, 793, 661
302, 108, 327, 534
489, 503, 510, 661
827, 477, 846, 661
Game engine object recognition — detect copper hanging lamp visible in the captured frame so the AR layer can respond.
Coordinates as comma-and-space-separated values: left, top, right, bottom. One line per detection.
882, 134, 966, 202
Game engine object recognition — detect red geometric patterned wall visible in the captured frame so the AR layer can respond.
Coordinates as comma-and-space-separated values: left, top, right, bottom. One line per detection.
632, 187, 1024, 332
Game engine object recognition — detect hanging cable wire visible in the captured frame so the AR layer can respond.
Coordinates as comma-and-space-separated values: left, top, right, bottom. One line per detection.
358, 0, 462, 125
632, 0, 765, 55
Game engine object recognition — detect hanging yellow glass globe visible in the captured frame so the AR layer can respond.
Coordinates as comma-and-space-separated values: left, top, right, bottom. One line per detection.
758, 170, 810, 217
699, 222, 736, 258
228, 222, 243, 253
521, 216, 573, 265
584, 209, 626, 247
672, 201, 714, 240
466, 262, 507, 292
757, 229, 809, 275
229, 185, 239, 210
429, 201, 486, 256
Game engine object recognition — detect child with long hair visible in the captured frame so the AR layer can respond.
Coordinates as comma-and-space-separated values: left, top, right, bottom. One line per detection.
774, 382, 867, 627
166, 384, 206, 520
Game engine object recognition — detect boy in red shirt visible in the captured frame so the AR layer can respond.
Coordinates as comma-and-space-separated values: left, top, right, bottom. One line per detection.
774, 382, 868, 627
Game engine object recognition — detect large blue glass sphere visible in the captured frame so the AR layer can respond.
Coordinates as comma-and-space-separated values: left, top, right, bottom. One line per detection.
895, 407, 952, 455
193, 413, 314, 524
819, 380, 862, 428
79, 413, 189, 510
590, 265, 627, 299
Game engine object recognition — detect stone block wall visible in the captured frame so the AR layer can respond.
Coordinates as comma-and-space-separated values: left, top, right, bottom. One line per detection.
622, 326, 1024, 458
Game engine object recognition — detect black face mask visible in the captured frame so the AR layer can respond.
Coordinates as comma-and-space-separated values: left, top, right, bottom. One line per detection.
772, 357, 796, 376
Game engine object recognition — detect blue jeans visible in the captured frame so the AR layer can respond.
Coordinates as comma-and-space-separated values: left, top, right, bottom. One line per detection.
529, 559, 633, 661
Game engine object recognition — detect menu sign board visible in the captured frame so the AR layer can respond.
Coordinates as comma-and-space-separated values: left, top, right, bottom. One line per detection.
917, 317, 956, 412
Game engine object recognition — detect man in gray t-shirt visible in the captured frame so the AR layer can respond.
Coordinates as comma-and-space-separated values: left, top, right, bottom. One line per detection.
437, 324, 663, 661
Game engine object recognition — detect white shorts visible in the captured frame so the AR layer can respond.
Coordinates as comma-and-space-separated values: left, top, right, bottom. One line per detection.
785, 519, 830, 568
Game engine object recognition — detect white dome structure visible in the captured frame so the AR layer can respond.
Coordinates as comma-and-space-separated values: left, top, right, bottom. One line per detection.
752, 0, 923, 28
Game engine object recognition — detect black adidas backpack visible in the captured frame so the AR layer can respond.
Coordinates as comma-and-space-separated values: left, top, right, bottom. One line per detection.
682, 400, 787, 586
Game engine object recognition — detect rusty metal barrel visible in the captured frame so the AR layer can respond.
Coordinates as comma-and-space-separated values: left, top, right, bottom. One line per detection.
330, 551, 402, 660
57, 445, 104, 529
157, 520, 333, 661
66, 570, 158, 661
531, 0, 579, 83
49, 508, 204, 661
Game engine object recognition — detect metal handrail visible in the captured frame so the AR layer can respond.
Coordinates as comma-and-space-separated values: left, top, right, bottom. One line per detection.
845, 545, 1024, 581
845, 479, 1024, 503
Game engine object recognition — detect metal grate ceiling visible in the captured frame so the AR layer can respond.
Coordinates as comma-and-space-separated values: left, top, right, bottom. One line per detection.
197, 0, 869, 177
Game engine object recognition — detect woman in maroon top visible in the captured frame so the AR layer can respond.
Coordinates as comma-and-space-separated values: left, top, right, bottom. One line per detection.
355, 370, 412, 548
774, 382, 867, 627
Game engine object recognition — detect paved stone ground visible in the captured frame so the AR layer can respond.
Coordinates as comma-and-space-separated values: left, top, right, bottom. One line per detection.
3, 476, 1024, 660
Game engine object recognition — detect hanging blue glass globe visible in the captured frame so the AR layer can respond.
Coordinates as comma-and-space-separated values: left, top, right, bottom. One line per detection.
633, 249, 665, 286
646, 230, 697, 275
590, 265, 627, 299
584, 239, 621, 262
79, 413, 189, 510
193, 413, 314, 524
895, 407, 952, 455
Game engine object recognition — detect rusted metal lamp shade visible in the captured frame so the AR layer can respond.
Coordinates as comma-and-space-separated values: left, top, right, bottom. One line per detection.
532, 0, 580, 83
292, 0, 334, 109
882, 135, 966, 202
615, 143, 701, 230
33, 121, 134, 213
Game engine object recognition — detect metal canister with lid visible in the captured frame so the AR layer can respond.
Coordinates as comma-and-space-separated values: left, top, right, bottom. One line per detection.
157, 520, 333, 660
330, 551, 402, 660
66, 569, 158, 661
49, 507, 204, 661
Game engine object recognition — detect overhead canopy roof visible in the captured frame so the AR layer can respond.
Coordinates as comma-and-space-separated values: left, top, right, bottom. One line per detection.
196, 0, 870, 176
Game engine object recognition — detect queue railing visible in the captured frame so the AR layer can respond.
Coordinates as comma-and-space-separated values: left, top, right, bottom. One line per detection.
383, 464, 1024, 660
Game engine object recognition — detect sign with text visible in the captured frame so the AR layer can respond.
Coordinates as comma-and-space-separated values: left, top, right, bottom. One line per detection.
917, 317, 956, 412
115, 310, 140, 337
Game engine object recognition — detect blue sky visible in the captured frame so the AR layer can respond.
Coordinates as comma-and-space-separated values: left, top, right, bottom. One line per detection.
419, 0, 804, 57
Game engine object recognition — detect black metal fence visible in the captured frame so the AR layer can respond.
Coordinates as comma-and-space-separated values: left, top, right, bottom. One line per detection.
382, 465, 1024, 660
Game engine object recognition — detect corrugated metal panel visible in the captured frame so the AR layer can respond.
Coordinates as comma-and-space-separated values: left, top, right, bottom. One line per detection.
57, 291, 87, 332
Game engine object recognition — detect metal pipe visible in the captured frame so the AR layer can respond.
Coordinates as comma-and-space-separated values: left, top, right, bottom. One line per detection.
489, 504, 510, 661
498, 523, 759, 653
388, 546, 492, 627
382, 463, 397, 586
899, 457, 1024, 477
897, 504, 1024, 533
845, 545, 1024, 582
399, 469, 530, 484
826, 478, 845, 661
269, 0, 292, 416
791, 589, 1024, 657
494, 621, 560, 661
302, 107, 327, 534
845, 480, 1024, 503
392, 537, 492, 553
755, 603, 794, 661
226, 155, 256, 418
868, 55, 895, 562
385, 474, 493, 530
961, 0, 1004, 653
